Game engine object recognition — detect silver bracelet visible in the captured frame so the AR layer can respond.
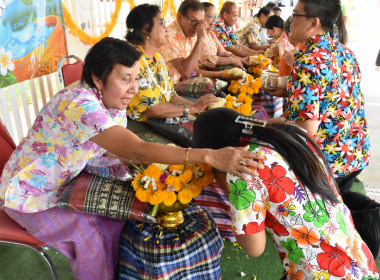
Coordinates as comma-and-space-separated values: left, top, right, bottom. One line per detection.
183, 105, 189, 119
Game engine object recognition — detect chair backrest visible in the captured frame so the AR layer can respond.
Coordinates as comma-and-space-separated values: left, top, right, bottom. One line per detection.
58, 55, 84, 87
0, 119, 16, 173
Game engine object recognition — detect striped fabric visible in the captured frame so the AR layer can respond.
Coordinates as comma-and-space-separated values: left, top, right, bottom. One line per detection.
119, 203, 223, 280
193, 181, 236, 242
2, 202, 124, 280
252, 90, 285, 118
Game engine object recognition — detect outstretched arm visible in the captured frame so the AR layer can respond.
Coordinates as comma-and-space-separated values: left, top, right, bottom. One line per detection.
90, 125, 265, 178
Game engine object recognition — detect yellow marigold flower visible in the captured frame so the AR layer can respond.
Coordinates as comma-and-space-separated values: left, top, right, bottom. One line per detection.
148, 190, 163, 205
230, 85, 238, 94
257, 54, 264, 60
166, 175, 184, 192
145, 165, 164, 179
226, 94, 234, 101
226, 101, 233, 109
188, 183, 202, 198
247, 87, 254, 95
180, 169, 193, 185
169, 165, 185, 173
163, 191, 177, 206
247, 74, 254, 81
135, 188, 150, 202
198, 173, 214, 186
237, 93, 246, 103
178, 189, 193, 204
240, 104, 252, 116
239, 86, 248, 94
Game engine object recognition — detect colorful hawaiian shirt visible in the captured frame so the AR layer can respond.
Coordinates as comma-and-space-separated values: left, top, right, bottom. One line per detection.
228, 141, 379, 279
127, 46, 178, 121
199, 30, 232, 69
0, 83, 127, 213
159, 20, 197, 83
287, 33, 370, 178
236, 17, 261, 47
213, 15, 239, 47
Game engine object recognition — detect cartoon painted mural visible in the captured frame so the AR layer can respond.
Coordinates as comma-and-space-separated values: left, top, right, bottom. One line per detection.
0, 0, 67, 88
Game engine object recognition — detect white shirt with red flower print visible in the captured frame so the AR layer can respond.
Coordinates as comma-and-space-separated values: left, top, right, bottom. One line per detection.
227, 141, 378, 279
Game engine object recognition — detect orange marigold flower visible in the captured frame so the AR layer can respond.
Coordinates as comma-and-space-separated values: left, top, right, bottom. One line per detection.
163, 191, 177, 206
178, 188, 193, 204
180, 169, 193, 185
238, 92, 247, 103
188, 183, 202, 197
169, 165, 185, 173
135, 188, 150, 203
165, 175, 184, 192
145, 165, 163, 178
148, 190, 163, 205
226, 94, 234, 101
247, 87, 254, 95
239, 86, 248, 94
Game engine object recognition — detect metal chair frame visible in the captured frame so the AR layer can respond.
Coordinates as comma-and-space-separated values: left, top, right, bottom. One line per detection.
57, 54, 83, 87
0, 210, 59, 280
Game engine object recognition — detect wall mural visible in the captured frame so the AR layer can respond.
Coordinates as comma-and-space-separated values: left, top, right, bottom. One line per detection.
0, 0, 68, 88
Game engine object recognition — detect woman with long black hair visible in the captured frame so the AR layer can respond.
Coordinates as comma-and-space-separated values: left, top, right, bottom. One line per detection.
193, 108, 379, 279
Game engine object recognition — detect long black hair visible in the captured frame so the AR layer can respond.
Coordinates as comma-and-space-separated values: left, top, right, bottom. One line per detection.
193, 108, 339, 204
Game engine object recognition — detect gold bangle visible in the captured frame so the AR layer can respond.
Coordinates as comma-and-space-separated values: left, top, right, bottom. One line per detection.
185, 147, 192, 165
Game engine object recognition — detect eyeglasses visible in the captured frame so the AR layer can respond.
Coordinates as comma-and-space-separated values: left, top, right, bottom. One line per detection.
291, 11, 315, 20
205, 15, 217, 21
184, 15, 200, 26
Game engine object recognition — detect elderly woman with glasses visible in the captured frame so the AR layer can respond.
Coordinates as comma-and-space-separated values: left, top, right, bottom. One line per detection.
126, 4, 218, 123
197, 2, 249, 71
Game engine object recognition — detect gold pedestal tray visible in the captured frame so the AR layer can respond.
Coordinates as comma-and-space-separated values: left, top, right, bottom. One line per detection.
156, 200, 186, 228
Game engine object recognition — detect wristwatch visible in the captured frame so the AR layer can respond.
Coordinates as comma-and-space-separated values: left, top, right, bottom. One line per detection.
183, 105, 189, 118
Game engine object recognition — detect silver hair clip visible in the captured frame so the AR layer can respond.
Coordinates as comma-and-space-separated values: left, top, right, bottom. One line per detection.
235, 115, 266, 135
127, 28, 134, 33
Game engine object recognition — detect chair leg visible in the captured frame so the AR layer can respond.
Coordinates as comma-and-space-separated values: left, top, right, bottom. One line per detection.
1, 241, 59, 280
38, 245, 59, 280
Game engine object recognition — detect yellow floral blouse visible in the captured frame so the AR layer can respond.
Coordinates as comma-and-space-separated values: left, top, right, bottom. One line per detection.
127, 46, 178, 122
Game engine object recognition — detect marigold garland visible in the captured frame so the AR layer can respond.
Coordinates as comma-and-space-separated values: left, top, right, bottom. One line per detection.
161, 0, 177, 19
62, 0, 126, 45
227, 74, 262, 96
132, 162, 214, 207
247, 54, 276, 77
225, 93, 253, 116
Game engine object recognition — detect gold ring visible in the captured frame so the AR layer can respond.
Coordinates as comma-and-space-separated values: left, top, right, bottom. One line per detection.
238, 159, 246, 166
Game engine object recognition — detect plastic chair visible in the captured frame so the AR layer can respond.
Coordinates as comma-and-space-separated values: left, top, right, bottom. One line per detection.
58, 55, 83, 87
0, 119, 59, 280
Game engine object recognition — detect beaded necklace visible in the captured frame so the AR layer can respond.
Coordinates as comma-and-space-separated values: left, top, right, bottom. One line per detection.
138, 46, 171, 101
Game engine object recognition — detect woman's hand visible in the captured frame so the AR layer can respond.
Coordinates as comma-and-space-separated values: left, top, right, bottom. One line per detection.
190, 94, 219, 114
240, 56, 251, 66
207, 146, 265, 179
218, 71, 237, 81
230, 57, 244, 68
